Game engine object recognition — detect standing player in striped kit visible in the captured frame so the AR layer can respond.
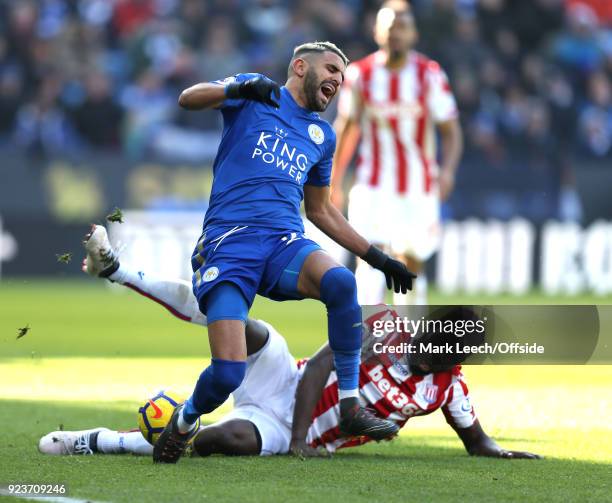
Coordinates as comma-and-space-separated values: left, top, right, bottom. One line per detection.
331, 0, 463, 305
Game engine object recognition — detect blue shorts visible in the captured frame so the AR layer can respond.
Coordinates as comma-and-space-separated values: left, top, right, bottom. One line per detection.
191, 225, 322, 313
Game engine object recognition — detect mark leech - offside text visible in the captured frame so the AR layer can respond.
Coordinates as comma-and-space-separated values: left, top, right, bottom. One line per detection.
373, 342, 545, 355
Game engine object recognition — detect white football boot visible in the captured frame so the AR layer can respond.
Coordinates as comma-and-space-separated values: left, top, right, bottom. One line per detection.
82, 224, 120, 278
38, 427, 110, 455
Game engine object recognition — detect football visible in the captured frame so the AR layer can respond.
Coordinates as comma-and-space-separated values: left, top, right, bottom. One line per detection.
137, 390, 199, 444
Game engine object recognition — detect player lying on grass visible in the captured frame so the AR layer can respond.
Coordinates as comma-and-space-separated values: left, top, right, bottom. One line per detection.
38, 228, 539, 460
39, 309, 539, 460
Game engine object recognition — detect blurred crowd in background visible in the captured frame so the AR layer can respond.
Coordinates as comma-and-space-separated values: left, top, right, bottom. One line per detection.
1, 0, 611, 221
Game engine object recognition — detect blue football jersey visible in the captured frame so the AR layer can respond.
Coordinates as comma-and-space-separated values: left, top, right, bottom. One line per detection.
203, 73, 336, 232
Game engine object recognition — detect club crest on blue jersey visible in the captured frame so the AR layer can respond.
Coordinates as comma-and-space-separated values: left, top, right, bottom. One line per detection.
308, 124, 325, 144
203, 266, 220, 282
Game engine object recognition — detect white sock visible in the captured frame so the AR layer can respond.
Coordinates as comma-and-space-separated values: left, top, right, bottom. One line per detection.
177, 408, 198, 434
355, 260, 387, 305
96, 430, 153, 456
338, 388, 360, 400
109, 265, 207, 326
393, 274, 428, 305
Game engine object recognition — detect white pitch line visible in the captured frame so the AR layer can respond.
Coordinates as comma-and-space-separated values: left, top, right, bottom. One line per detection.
0, 489, 109, 503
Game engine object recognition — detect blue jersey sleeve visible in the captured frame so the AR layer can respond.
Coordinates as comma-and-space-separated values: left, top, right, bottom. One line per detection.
213, 73, 262, 109
305, 130, 336, 187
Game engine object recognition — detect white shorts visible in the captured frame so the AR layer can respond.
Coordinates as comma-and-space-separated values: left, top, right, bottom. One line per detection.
215, 322, 298, 455
348, 184, 441, 261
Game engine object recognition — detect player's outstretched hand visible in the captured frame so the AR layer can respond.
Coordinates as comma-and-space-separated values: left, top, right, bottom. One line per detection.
289, 440, 331, 459
362, 245, 417, 294
226, 76, 281, 108
499, 450, 541, 460
470, 442, 541, 459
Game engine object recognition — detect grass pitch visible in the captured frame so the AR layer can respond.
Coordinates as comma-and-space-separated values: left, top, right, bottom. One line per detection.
0, 279, 611, 502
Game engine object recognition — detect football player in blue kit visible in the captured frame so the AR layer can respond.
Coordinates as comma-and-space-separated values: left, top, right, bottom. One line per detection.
154, 41, 417, 463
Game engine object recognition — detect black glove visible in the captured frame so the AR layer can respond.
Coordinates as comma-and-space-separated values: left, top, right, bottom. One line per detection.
362, 245, 417, 294
226, 76, 281, 108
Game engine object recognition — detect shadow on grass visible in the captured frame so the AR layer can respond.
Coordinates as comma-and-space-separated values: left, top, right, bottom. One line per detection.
399, 433, 544, 445
0, 400, 609, 503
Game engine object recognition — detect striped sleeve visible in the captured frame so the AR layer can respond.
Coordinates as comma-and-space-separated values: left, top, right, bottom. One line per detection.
426, 62, 458, 123
441, 375, 477, 429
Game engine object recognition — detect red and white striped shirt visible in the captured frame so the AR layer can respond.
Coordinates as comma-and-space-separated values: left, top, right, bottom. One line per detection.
338, 50, 458, 197
304, 308, 476, 452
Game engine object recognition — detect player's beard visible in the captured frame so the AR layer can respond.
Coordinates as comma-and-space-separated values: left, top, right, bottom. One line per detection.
386, 42, 410, 66
303, 68, 327, 112
388, 48, 405, 64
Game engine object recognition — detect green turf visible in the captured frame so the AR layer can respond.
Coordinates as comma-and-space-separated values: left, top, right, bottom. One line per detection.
0, 399, 610, 503
0, 279, 327, 359
2, 278, 610, 359
0, 280, 611, 502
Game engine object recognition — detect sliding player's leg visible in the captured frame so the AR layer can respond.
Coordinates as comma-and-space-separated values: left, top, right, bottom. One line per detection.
39, 422, 257, 457
83, 224, 206, 325
38, 428, 153, 456
39, 420, 262, 458
192, 421, 261, 457
193, 319, 298, 457
38, 423, 256, 457
39, 320, 274, 458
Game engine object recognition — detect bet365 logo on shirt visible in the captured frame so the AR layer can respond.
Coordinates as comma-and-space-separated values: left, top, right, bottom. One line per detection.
251, 125, 321, 183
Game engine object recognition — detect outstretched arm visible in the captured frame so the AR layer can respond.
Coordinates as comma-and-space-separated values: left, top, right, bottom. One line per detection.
441, 376, 539, 459
290, 343, 334, 457
179, 76, 280, 110
178, 82, 227, 110
452, 419, 541, 459
304, 184, 416, 293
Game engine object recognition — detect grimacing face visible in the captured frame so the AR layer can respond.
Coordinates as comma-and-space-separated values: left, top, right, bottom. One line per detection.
374, 8, 417, 58
301, 51, 345, 112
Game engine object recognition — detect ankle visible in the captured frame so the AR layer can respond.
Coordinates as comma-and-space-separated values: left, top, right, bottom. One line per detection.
339, 396, 360, 417
177, 407, 197, 435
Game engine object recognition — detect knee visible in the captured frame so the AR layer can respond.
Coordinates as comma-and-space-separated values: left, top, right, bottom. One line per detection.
211, 421, 260, 456
210, 427, 245, 453
193, 425, 250, 456
320, 267, 358, 307
210, 358, 246, 395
